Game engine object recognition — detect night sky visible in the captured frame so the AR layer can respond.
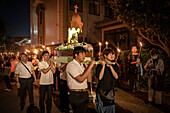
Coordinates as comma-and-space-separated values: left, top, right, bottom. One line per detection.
0, 0, 30, 37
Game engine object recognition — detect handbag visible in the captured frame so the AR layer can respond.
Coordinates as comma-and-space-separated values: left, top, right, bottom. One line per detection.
21, 62, 34, 82
99, 89, 115, 106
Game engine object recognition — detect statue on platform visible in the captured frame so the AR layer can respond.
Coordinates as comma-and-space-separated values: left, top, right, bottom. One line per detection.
68, 5, 83, 43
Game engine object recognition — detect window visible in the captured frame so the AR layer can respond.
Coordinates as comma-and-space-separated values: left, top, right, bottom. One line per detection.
105, 3, 113, 17
104, 28, 129, 50
69, 0, 83, 12
89, 0, 100, 15
40, 11, 43, 24
104, 0, 114, 17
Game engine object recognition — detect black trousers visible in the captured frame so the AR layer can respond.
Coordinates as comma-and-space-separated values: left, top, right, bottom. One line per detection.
4, 76, 12, 89
59, 79, 69, 112
69, 91, 89, 113
19, 78, 34, 107
39, 85, 53, 113
129, 72, 140, 91
11, 72, 15, 83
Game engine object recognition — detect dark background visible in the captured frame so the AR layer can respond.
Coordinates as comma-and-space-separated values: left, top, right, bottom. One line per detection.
0, 0, 30, 37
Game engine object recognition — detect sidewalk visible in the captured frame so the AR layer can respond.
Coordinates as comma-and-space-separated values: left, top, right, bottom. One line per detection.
0, 77, 60, 113
52, 86, 170, 113
115, 88, 170, 113
0, 73, 169, 113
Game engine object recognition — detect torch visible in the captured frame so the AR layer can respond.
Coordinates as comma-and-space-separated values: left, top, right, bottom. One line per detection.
105, 41, 108, 48
137, 42, 143, 76
139, 42, 142, 53
116, 48, 121, 62
99, 42, 102, 59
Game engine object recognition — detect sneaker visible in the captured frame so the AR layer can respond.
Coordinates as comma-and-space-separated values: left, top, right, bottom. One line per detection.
4, 89, 9, 91
7, 89, 12, 91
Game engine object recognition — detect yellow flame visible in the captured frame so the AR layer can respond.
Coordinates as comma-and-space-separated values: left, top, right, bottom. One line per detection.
105, 41, 108, 45
99, 42, 102, 46
117, 48, 121, 52
46, 47, 50, 50
140, 42, 142, 46
34, 49, 38, 54
42, 45, 45, 48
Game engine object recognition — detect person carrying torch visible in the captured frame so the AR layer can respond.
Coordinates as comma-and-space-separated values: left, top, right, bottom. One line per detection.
128, 45, 142, 92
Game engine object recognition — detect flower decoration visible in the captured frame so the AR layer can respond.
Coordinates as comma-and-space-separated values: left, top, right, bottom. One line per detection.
55, 42, 93, 52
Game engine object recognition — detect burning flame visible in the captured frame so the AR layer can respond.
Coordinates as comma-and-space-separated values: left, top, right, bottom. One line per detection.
99, 42, 102, 46
46, 47, 50, 50
42, 45, 45, 48
117, 48, 121, 52
105, 41, 108, 45
34, 49, 38, 54
25, 49, 30, 52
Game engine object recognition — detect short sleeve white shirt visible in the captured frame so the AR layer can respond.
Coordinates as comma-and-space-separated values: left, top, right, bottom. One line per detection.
66, 59, 87, 89
15, 61, 33, 78
60, 70, 67, 80
38, 61, 53, 85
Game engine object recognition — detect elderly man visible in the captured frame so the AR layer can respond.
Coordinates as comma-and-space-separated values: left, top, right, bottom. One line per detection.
15, 53, 37, 110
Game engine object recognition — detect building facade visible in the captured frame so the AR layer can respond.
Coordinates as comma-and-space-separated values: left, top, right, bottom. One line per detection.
30, 0, 138, 50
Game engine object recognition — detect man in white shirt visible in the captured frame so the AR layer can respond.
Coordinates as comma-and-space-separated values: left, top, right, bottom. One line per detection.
38, 51, 56, 113
15, 53, 37, 110
66, 47, 95, 113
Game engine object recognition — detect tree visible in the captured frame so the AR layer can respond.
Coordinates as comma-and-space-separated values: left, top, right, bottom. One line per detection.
111, 0, 170, 57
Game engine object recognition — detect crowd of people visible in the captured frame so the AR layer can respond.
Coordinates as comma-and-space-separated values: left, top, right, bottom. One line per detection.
0, 46, 164, 113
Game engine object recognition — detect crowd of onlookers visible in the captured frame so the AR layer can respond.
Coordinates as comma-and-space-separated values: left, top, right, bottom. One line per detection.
0, 54, 19, 90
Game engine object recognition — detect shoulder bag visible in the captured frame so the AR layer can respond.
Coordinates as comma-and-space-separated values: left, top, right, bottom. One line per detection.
21, 62, 34, 82
99, 89, 115, 107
